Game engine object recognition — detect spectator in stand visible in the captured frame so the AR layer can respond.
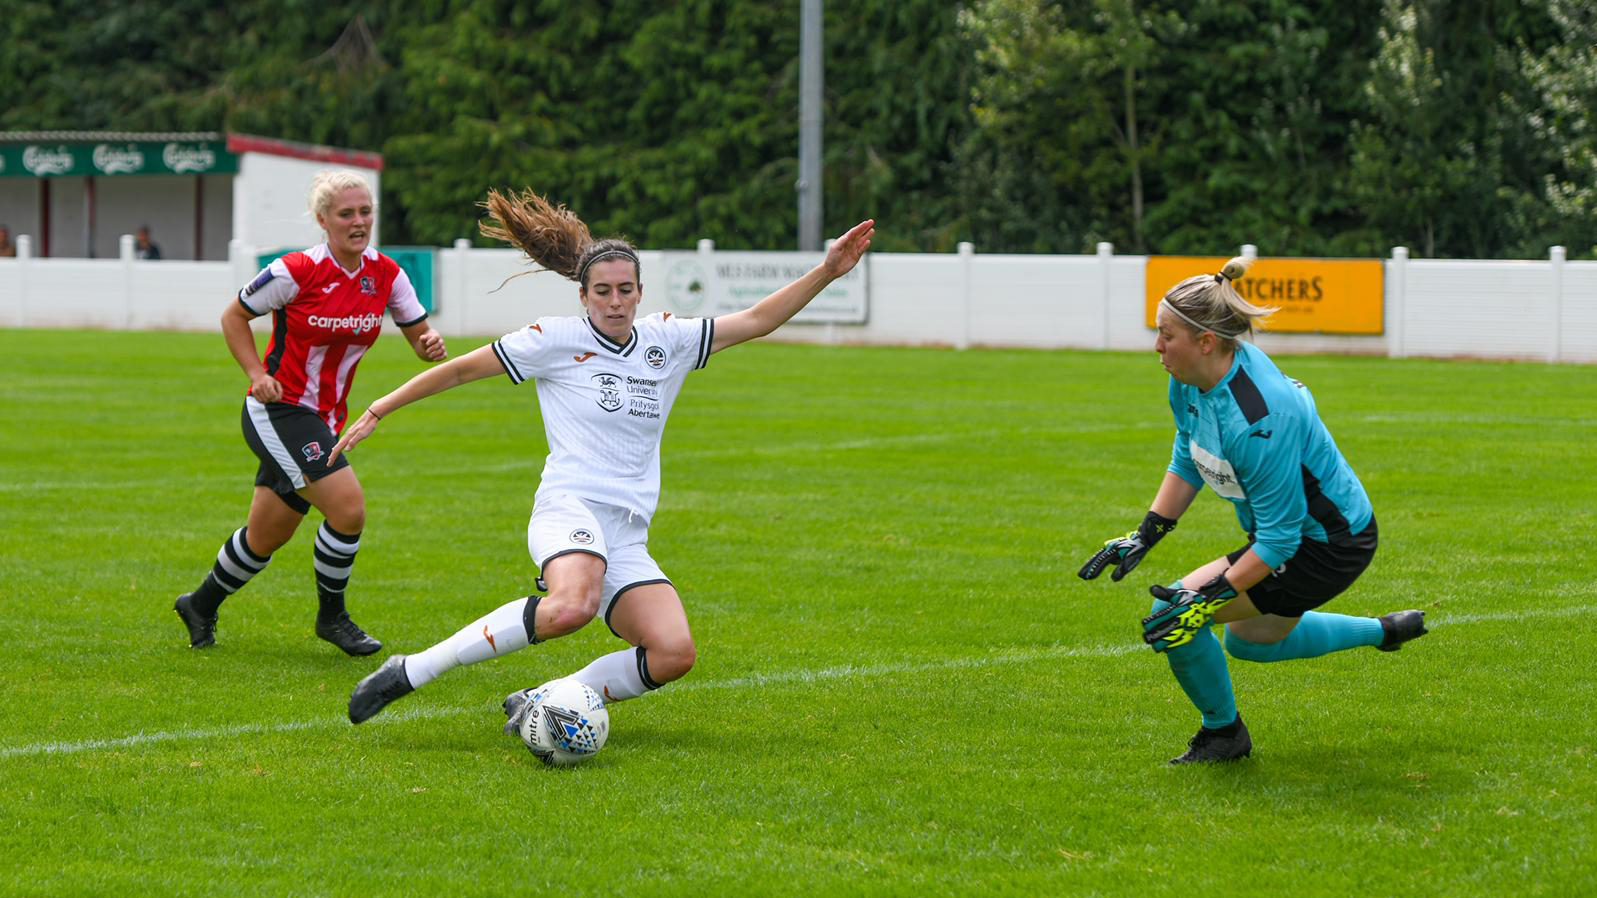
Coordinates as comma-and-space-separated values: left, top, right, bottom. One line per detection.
135, 226, 162, 260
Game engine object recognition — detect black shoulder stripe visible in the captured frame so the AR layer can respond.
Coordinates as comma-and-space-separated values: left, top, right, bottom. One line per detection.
393, 312, 428, 328
491, 340, 524, 384
1228, 367, 1269, 425
696, 318, 713, 369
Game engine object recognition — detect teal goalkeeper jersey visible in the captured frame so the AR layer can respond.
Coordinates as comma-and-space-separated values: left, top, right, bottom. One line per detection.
1166, 342, 1373, 569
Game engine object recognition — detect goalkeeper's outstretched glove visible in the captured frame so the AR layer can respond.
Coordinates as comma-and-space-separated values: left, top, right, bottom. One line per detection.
1141, 574, 1239, 652
1078, 511, 1177, 582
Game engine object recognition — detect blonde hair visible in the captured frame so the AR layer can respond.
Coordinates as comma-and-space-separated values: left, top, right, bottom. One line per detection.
307, 170, 374, 220
1159, 255, 1275, 347
479, 188, 639, 289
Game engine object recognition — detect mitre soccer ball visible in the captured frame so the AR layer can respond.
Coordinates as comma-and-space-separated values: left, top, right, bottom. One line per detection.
516, 678, 609, 767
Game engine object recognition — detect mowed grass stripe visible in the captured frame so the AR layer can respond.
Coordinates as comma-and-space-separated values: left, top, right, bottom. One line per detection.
3, 604, 1582, 760
3, 329, 1594, 898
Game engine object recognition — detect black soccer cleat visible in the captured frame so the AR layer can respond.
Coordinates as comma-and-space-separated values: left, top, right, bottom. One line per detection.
174, 593, 217, 649
316, 612, 383, 656
1377, 610, 1429, 652
348, 655, 414, 724
1169, 716, 1252, 765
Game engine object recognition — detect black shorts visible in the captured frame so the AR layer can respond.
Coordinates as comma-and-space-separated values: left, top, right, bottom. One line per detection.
240, 398, 349, 513
1227, 517, 1378, 617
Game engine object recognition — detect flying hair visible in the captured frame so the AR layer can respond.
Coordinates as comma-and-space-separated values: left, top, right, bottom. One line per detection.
479, 188, 641, 292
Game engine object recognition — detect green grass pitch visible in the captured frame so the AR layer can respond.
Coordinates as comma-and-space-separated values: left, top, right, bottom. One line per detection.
1, 328, 1593, 897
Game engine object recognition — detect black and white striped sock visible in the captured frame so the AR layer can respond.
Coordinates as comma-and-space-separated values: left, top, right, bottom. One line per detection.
313, 522, 361, 622
190, 527, 271, 617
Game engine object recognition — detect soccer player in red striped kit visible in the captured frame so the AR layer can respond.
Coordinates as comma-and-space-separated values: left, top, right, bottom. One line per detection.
174, 170, 447, 654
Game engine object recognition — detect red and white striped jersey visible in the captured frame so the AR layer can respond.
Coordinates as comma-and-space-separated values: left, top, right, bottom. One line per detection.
236, 244, 428, 433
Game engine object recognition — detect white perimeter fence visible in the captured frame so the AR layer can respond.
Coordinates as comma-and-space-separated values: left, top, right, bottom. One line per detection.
1, 235, 1593, 363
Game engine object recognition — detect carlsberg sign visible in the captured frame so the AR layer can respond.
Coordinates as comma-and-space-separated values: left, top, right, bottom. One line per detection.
0, 140, 237, 177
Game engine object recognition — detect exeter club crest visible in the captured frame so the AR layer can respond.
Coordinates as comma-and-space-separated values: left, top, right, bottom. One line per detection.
359, 276, 377, 295
301, 441, 324, 462
592, 373, 623, 412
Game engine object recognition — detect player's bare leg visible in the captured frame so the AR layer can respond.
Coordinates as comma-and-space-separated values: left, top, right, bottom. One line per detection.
349, 553, 605, 723
569, 582, 696, 705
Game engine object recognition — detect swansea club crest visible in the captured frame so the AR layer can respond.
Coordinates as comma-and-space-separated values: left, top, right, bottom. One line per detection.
592, 373, 623, 412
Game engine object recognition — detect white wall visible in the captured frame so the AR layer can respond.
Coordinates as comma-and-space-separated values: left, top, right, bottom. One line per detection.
0, 181, 35, 242
48, 178, 88, 257
233, 153, 381, 254
1561, 262, 1597, 364
2, 242, 1593, 364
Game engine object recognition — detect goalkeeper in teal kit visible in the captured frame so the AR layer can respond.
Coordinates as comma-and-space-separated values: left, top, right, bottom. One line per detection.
1079, 256, 1429, 764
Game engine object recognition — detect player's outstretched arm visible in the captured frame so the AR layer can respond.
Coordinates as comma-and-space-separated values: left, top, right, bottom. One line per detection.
709, 219, 874, 354
328, 344, 503, 463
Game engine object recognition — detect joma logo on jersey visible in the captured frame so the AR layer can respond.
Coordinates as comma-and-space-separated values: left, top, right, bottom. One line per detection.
593, 373, 623, 412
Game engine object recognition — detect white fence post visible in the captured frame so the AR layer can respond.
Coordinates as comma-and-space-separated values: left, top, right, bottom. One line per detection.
1388, 246, 1408, 359
453, 238, 471, 335
14, 235, 30, 326
1550, 245, 1566, 364
957, 241, 974, 350
1097, 242, 1114, 350
120, 234, 135, 328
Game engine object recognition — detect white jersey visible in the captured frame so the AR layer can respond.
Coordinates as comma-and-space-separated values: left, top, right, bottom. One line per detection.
492, 312, 714, 518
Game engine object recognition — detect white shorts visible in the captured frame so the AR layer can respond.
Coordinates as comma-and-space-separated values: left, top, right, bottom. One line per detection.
527, 494, 671, 636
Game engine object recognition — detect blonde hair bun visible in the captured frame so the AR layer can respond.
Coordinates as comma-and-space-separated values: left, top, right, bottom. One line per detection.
1219, 255, 1254, 282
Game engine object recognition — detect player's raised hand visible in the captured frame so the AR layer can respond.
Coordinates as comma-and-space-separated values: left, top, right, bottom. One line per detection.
1077, 512, 1177, 581
328, 408, 383, 464
822, 219, 874, 280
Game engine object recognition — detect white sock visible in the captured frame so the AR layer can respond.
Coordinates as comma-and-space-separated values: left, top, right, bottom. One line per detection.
571, 647, 657, 704
403, 598, 532, 689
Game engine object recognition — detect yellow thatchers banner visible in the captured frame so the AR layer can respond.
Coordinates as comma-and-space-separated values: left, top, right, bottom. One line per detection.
1144, 257, 1385, 335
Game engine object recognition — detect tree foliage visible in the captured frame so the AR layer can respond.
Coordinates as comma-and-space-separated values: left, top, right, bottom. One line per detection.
1, 0, 1589, 257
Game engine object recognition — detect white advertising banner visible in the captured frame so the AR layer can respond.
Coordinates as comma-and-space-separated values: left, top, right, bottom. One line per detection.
656, 250, 868, 323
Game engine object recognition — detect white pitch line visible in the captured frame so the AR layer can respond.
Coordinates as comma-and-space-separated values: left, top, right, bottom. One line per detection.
0, 607, 1565, 760
0, 643, 1138, 759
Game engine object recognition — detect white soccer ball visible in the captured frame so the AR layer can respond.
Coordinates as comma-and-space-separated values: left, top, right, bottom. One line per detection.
517, 678, 609, 767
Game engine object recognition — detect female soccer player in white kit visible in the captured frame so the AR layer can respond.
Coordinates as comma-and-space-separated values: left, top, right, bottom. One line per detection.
338, 188, 874, 724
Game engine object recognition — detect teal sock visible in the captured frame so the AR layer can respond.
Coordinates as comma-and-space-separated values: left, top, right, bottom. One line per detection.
1224, 611, 1384, 662
1153, 595, 1238, 729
